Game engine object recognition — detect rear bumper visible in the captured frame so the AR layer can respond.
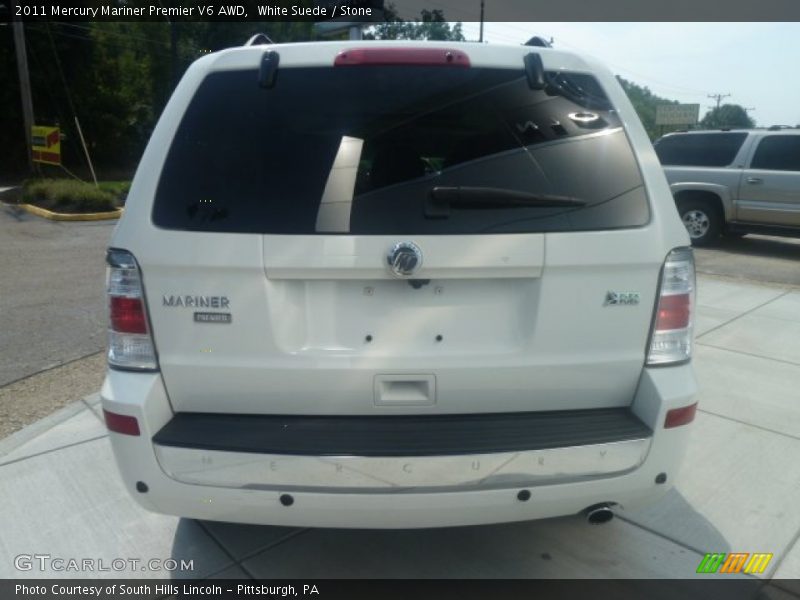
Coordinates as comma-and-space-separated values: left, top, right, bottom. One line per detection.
152, 409, 652, 492
101, 365, 696, 528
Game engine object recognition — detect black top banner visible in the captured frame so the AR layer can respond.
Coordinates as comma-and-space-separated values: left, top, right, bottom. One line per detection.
3, 0, 800, 22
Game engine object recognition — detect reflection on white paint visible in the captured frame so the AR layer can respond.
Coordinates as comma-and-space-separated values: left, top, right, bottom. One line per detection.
315, 136, 364, 233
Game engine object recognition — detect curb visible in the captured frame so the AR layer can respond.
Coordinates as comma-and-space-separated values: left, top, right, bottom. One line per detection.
0, 398, 90, 460
16, 202, 123, 221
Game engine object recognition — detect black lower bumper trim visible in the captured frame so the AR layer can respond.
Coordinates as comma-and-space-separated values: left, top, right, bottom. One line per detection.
153, 408, 652, 457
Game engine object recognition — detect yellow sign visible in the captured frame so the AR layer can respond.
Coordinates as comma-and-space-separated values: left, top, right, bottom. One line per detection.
31, 125, 61, 165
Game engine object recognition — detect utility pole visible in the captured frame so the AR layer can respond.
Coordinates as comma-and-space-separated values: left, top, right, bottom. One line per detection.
349, 25, 362, 40
170, 21, 178, 87
12, 0, 35, 174
479, 0, 484, 43
708, 93, 731, 110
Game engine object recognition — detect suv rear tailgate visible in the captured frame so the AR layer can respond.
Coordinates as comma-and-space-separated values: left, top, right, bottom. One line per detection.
134, 47, 660, 417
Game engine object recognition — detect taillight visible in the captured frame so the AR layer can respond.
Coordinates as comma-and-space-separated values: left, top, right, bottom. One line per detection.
647, 247, 695, 366
334, 48, 471, 68
106, 249, 158, 370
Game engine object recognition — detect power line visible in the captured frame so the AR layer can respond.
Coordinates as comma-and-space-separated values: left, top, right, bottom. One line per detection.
56, 22, 174, 49
708, 93, 731, 109
542, 35, 709, 97
43, 22, 78, 120
25, 24, 199, 60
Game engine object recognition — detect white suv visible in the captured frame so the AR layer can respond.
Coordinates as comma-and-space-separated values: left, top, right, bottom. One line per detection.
101, 40, 698, 529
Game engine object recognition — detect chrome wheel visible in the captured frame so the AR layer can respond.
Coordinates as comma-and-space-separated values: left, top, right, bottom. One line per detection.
682, 209, 710, 239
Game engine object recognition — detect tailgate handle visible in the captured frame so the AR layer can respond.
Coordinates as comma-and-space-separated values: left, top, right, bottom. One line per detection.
374, 375, 436, 406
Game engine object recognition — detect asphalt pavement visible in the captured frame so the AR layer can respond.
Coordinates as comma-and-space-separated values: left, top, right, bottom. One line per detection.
695, 235, 800, 288
0, 201, 114, 387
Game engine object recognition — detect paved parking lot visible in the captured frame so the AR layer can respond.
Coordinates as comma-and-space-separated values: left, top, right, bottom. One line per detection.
0, 273, 798, 591
695, 235, 800, 288
0, 202, 114, 387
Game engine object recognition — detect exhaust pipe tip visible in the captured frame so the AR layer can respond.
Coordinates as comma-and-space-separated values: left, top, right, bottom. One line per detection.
584, 503, 614, 525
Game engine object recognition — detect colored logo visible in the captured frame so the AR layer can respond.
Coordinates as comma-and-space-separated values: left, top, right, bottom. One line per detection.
696, 552, 773, 574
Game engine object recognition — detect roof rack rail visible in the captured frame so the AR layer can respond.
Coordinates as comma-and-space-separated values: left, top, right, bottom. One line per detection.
245, 33, 274, 46
524, 36, 552, 48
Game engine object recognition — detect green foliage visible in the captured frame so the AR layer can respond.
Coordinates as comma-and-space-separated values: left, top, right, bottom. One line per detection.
364, 6, 465, 41
1, 12, 466, 179
97, 181, 131, 196
700, 104, 755, 129
97, 180, 132, 205
23, 178, 118, 213
0, 21, 315, 180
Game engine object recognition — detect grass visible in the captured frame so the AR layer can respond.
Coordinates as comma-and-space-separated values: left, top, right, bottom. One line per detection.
97, 180, 131, 204
22, 178, 130, 213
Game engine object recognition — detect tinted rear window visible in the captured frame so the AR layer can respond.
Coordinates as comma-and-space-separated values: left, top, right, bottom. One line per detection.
751, 135, 800, 171
654, 132, 747, 167
153, 65, 648, 234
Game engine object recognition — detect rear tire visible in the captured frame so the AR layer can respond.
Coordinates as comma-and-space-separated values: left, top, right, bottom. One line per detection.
677, 199, 722, 246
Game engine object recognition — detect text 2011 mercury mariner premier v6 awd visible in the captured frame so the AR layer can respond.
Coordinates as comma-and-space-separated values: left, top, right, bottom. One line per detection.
101, 40, 698, 528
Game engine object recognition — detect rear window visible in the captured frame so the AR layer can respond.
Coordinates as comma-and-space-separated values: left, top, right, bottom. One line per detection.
750, 135, 800, 171
153, 65, 648, 234
654, 132, 747, 167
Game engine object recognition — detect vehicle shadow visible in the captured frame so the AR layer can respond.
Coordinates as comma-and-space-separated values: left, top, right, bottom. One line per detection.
713, 235, 800, 260
170, 489, 733, 580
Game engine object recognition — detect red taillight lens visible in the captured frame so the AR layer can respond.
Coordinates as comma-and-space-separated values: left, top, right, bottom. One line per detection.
110, 296, 148, 334
664, 403, 698, 428
334, 48, 471, 68
103, 409, 141, 436
654, 293, 691, 331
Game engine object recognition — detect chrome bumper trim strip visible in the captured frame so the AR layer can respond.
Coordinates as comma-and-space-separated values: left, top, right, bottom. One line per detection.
154, 438, 652, 493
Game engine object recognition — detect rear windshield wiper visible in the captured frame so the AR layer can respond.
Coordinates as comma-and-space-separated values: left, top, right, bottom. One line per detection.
426, 186, 585, 218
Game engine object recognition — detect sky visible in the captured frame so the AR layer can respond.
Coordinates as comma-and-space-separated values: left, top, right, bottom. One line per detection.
388, 16, 800, 127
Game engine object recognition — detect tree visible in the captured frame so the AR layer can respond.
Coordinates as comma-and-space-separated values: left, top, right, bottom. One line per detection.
0, 21, 316, 180
700, 104, 755, 129
364, 5, 465, 41
616, 76, 682, 140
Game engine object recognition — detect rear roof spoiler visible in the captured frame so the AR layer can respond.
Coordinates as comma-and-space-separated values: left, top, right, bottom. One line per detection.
245, 33, 274, 46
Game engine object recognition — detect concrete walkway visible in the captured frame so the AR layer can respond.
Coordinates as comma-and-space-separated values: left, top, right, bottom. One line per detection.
0, 274, 798, 592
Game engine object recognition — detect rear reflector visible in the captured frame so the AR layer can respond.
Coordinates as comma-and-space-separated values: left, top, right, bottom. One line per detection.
103, 409, 141, 436
334, 48, 470, 68
110, 296, 148, 334
664, 403, 698, 429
